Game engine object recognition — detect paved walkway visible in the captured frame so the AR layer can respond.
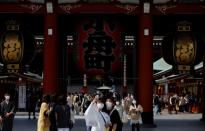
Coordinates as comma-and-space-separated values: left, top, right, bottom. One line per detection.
154, 109, 203, 120
13, 111, 205, 131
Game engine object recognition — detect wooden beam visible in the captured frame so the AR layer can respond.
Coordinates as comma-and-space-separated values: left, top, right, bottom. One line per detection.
1, 3, 205, 15
154, 4, 205, 15
57, 3, 140, 14
0, 3, 44, 14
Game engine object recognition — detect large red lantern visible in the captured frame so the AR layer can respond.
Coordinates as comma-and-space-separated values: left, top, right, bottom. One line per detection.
162, 21, 205, 73
0, 20, 36, 73
75, 18, 122, 77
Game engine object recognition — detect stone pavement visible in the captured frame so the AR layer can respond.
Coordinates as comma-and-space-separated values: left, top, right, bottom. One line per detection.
13, 111, 205, 131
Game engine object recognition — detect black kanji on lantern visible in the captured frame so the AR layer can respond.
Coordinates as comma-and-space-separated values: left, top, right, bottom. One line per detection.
83, 18, 116, 71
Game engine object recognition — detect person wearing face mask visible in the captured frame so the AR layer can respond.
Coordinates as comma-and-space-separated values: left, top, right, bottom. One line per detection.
129, 100, 143, 131
0, 93, 16, 131
85, 96, 111, 131
114, 101, 123, 121
106, 98, 123, 131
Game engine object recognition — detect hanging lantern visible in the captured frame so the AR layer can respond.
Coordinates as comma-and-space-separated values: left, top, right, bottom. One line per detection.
162, 21, 205, 74
0, 20, 36, 73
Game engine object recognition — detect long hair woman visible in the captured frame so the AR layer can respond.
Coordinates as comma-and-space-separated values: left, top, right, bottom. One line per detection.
37, 94, 51, 131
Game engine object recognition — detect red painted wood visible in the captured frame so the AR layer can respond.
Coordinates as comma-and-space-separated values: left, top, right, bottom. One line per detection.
43, 13, 59, 94
0, 3, 44, 13
138, 13, 153, 112
0, 3, 205, 15
57, 3, 140, 14
153, 4, 205, 15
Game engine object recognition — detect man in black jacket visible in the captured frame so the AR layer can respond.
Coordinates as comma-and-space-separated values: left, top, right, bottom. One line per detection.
0, 93, 16, 131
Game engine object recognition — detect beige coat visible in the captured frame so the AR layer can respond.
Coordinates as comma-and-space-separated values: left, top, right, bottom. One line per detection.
37, 102, 51, 131
129, 104, 143, 124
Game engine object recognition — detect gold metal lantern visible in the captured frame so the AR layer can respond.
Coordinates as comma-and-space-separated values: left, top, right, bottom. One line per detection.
162, 21, 205, 74
0, 20, 35, 73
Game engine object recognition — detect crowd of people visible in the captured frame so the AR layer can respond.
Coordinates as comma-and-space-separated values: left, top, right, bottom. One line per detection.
35, 92, 144, 131
0, 91, 144, 131
37, 94, 74, 131
153, 92, 200, 115
67, 92, 143, 131
0, 90, 200, 131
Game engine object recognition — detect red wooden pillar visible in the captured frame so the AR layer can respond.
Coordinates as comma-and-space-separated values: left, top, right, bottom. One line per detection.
43, 1, 58, 94
138, 1, 154, 125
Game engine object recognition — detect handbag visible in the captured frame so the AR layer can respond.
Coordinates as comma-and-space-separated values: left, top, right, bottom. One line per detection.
130, 112, 140, 120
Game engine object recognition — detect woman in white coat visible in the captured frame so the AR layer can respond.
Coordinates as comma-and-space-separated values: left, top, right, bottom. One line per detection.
85, 96, 111, 131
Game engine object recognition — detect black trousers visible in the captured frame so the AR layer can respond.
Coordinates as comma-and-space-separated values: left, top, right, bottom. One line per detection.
2, 118, 14, 131
28, 108, 36, 119
132, 123, 140, 131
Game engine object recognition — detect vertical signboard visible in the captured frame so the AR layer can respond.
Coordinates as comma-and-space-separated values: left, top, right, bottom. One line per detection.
18, 85, 26, 109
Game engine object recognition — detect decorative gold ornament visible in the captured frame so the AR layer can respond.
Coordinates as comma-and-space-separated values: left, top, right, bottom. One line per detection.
2, 33, 23, 63
174, 35, 195, 64
0, 20, 25, 73
162, 21, 205, 74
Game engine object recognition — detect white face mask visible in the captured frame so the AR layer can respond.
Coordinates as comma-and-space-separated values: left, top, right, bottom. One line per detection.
95, 95, 99, 100
116, 102, 120, 105
97, 103, 104, 110
5, 96, 10, 100
106, 102, 113, 110
131, 95, 134, 99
